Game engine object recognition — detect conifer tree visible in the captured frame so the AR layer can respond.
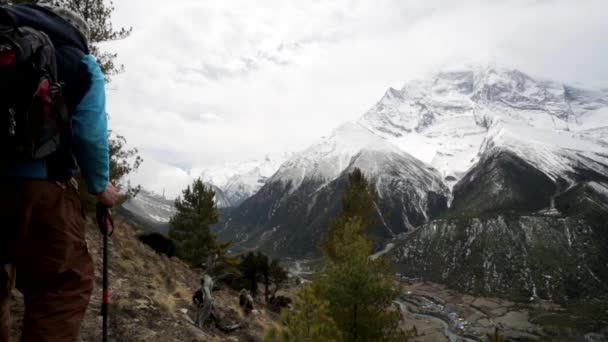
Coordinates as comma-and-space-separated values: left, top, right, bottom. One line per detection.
321, 168, 378, 261
239, 252, 288, 303
264, 285, 342, 342
240, 252, 262, 296
272, 168, 405, 341
317, 168, 404, 341
169, 178, 220, 264
316, 217, 403, 341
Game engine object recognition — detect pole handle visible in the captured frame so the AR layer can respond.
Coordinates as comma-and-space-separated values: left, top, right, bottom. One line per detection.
96, 202, 114, 236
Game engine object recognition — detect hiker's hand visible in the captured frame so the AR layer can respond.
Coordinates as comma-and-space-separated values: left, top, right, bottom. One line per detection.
96, 183, 119, 207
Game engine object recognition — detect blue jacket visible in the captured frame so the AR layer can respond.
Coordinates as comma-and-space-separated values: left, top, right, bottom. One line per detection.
3, 5, 109, 194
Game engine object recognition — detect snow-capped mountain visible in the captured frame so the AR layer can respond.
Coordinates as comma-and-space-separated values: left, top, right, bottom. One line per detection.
218, 66, 608, 261
201, 153, 291, 207
218, 130, 450, 255
119, 154, 290, 231
359, 67, 608, 186
264, 66, 607, 197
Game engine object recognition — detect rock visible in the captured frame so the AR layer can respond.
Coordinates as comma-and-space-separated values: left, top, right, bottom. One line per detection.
239, 289, 254, 314
181, 312, 194, 325
138, 233, 176, 257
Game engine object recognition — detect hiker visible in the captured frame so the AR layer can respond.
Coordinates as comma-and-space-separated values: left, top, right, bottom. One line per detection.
0, 3, 118, 342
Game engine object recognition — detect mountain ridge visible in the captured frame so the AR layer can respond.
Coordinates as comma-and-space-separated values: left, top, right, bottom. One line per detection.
217, 66, 607, 258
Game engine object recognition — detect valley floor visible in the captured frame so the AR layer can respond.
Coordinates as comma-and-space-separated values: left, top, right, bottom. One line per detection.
398, 281, 608, 342
284, 258, 608, 341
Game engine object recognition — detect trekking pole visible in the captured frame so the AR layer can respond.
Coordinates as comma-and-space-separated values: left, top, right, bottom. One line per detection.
96, 203, 114, 342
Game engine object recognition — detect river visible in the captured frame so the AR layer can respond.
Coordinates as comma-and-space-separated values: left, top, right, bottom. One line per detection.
395, 297, 478, 342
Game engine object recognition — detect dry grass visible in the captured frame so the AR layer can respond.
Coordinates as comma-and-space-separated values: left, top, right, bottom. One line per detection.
10, 217, 284, 341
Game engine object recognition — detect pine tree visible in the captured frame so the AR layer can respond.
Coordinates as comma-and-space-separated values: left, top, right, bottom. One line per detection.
238, 252, 288, 303
316, 218, 403, 341
208, 240, 241, 281
264, 285, 342, 342
321, 168, 378, 261
240, 252, 262, 296
316, 168, 404, 341
169, 178, 220, 264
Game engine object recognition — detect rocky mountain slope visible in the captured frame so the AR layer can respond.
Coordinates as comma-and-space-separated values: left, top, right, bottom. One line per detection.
390, 176, 608, 303
119, 190, 177, 234
217, 123, 449, 257
9, 219, 281, 341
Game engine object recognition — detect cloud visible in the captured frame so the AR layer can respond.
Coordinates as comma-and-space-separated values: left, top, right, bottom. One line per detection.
107, 0, 608, 195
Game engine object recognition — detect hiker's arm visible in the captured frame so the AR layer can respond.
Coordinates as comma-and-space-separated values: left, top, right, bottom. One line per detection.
71, 54, 110, 194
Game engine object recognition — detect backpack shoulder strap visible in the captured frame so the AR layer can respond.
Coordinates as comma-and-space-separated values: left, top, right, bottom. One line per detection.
0, 7, 19, 38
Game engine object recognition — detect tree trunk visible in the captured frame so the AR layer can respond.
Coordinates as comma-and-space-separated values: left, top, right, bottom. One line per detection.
352, 303, 358, 341
195, 274, 214, 327
272, 283, 279, 299
264, 276, 269, 303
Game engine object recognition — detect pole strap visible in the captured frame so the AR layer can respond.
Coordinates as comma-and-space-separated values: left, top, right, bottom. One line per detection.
96, 203, 114, 236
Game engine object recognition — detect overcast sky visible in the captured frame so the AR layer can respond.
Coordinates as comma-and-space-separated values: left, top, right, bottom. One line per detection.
106, 0, 608, 197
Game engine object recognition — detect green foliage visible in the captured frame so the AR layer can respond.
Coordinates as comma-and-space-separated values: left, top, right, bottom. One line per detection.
321, 167, 377, 261
318, 169, 404, 341
237, 252, 288, 303
57, 0, 132, 79
274, 169, 405, 341
3, 0, 132, 80
316, 218, 404, 342
208, 240, 241, 282
108, 134, 143, 196
239, 252, 264, 296
169, 178, 220, 265
269, 259, 289, 298
264, 285, 342, 342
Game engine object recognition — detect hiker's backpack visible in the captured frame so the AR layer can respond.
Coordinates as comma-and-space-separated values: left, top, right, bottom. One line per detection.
0, 7, 67, 163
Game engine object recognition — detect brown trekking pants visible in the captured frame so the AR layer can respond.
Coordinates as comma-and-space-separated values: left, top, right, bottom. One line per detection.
0, 180, 94, 342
